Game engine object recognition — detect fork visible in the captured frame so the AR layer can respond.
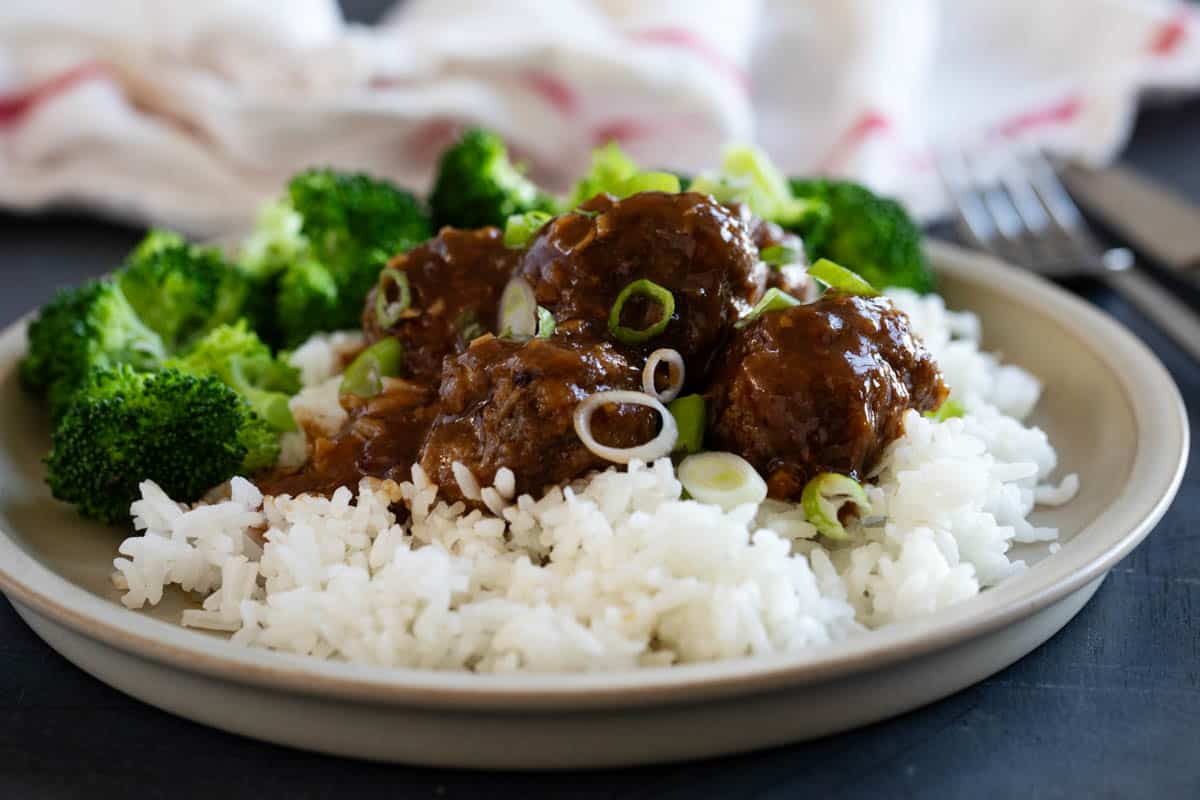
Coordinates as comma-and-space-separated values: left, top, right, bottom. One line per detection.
936, 145, 1200, 363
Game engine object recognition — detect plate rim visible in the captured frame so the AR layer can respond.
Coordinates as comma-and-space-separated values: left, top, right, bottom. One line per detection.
0, 240, 1188, 710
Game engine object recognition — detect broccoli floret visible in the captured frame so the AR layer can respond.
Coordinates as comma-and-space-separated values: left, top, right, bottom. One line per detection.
243, 169, 432, 346
45, 366, 272, 523
167, 321, 300, 434
118, 229, 250, 351
20, 279, 166, 418
429, 129, 559, 230
787, 178, 933, 293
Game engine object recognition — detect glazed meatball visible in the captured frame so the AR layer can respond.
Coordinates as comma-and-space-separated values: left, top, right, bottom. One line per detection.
748, 215, 815, 300
363, 227, 517, 384
519, 191, 764, 384
707, 293, 948, 500
419, 330, 657, 502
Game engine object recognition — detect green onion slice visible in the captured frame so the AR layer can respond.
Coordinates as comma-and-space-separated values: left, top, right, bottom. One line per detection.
759, 244, 800, 267
808, 258, 880, 297
503, 211, 553, 249
454, 309, 485, 342
642, 348, 685, 402
618, 171, 682, 197
340, 338, 405, 398
801, 472, 871, 540
536, 306, 556, 339
374, 267, 412, 328
677, 452, 767, 510
498, 276, 538, 340
668, 394, 705, 455
608, 279, 675, 345
925, 397, 966, 422
735, 287, 802, 329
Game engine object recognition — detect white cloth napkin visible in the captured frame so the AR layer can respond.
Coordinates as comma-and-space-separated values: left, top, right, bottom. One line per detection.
1, 0, 1198, 235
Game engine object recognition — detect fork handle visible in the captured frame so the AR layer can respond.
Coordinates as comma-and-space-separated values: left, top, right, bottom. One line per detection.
1105, 268, 1200, 363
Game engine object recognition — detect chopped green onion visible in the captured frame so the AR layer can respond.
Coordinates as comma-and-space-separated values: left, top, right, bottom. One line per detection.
340, 338, 405, 398
618, 171, 682, 197
536, 306, 556, 339
759, 245, 800, 267
808, 258, 880, 297
668, 394, 705, 455
498, 277, 538, 340
503, 210, 553, 248
678, 452, 767, 510
801, 472, 870, 540
608, 279, 675, 345
374, 267, 412, 328
925, 398, 966, 421
454, 309, 485, 342
735, 287, 802, 329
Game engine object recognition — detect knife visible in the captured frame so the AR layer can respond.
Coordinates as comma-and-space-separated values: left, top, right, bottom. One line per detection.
1060, 162, 1200, 273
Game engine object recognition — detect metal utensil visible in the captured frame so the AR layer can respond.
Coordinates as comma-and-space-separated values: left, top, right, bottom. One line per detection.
935, 145, 1200, 362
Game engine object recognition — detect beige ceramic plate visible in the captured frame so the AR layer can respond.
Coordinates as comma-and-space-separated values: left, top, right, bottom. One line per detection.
0, 241, 1188, 768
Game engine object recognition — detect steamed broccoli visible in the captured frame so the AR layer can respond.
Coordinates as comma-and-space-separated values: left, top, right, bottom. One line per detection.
167, 321, 300, 434
20, 279, 167, 418
117, 230, 251, 352
787, 178, 933, 293
429, 129, 559, 229
243, 169, 432, 346
44, 366, 274, 523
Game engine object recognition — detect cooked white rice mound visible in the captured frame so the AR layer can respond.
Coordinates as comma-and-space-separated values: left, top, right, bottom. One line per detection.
112, 292, 1077, 672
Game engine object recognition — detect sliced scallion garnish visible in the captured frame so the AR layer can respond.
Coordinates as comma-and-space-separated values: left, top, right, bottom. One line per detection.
668, 394, 705, 455
503, 211, 553, 249
801, 472, 870, 540
608, 279, 675, 345
925, 398, 965, 422
677, 452, 767, 510
497, 276, 538, 340
536, 306, 556, 339
759, 244, 800, 267
808, 258, 880, 297
373, 267, 412, 328
618, 171, 682, 197
340, 337, 405, 398
735, 287, 802, 329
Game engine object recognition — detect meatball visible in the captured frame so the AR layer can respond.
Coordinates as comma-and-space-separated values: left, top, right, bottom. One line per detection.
363, 227, 517, 384
707, 293, 948, 499
519, 191, 764, 384
748, 215, 815, 300
419, 330, 657, 502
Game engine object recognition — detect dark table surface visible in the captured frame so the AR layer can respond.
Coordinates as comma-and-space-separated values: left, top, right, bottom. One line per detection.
2, 8, 1198, 798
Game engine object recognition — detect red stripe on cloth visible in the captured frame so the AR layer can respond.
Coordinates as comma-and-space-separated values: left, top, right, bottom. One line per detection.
1149, 11, 1190, 56
995, 96, 1082, 138
816, 111, 891, 173
628, 27, 750, 92
0, 62, 112, 128
522, 71, 578, 115
590, 118, 655, 146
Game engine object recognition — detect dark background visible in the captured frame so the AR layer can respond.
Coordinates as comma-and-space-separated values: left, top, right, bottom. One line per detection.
2, 2, 1197, 797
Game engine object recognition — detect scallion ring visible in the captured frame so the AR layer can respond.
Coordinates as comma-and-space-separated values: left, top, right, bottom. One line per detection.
641, 348, 685, 403
677, 452, 767, 510
340, 337, 405, 398
759, 244, 800, 267
668, 394, 705, 455
735, 287, 802, 329
572, 390, 678, 464
608, 279, 675, 345
374, 267, 412, 328
503, 211, 553, 249
808, 258, 880, 297
618, 171, 682, 197
536, 306, 556, 339
924, 397, 965, 422
801, 472, 871, 540
497, 276, 537, 340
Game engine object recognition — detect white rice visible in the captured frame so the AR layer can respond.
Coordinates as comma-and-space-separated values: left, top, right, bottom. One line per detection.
111, 291, 1079, 672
